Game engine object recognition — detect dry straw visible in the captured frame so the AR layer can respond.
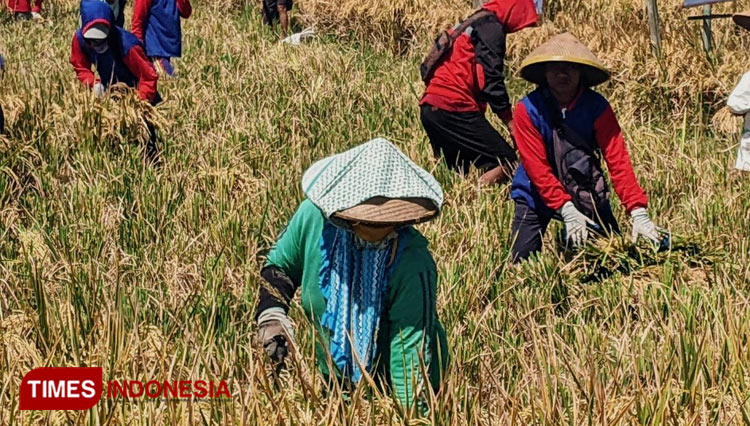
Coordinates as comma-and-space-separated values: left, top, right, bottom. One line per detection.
298, 0, 750, 120
711, 105, 743, 135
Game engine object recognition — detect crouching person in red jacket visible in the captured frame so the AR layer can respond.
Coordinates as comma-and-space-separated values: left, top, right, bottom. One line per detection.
70, 0, 163, 163
6, 0, 43, 20
510, 33, 668, 262
420, 0, 538, 185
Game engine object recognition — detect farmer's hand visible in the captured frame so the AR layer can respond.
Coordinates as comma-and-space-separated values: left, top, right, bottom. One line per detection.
558, 201, 595, 247
31, 12, 42, 20
257, 307, 295, 364
498, 109, 515, 143
630, 207, 664, 245
507, 119, 515, 142
479, 164, 511, 185
94, 82, 105, 97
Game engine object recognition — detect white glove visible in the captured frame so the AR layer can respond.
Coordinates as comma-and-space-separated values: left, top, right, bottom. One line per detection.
31, 11, 42, 20
93, 83, 105, 97
630, 207, 662, 244
558, 201, 595, 247
281, 28, 316, 45
257, 307, 295, 363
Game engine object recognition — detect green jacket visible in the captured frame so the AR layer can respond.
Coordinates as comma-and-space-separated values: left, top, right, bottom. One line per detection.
265, 199, 448, 408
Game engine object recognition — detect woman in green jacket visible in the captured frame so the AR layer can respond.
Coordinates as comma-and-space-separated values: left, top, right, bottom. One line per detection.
255, 138, 448, 411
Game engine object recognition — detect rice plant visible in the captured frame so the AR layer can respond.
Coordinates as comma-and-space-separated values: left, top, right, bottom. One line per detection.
1, 0, 750, 424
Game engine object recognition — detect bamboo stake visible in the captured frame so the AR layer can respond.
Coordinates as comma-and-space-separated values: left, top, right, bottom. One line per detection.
701, 5, 714, 59
646, 0, 663, 58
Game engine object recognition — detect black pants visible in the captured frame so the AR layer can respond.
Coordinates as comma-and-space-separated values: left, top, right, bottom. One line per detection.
0, 105, 4, 135
145, 120, 160, 164
510, 201, 620, 263
420, 105, 516, 174
262, 0, 293, 25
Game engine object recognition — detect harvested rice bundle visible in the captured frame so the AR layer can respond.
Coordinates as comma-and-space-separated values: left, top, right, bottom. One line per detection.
712, 106, 743, 136
99, 83, 166, 146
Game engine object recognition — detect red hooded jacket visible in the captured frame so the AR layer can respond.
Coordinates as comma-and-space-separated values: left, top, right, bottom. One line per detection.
421, 0, 538, 120
6, 0, 42, 13
70, 0, 160, 103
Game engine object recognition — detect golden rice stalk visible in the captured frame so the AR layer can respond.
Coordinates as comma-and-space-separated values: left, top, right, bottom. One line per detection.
101, 83, 167, 144
712, 106, 743, 136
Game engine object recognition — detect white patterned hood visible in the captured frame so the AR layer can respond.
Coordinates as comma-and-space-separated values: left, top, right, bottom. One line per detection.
302, 138, 444, 218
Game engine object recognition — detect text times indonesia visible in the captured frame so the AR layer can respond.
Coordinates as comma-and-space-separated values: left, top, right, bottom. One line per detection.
19, 367, 231, 410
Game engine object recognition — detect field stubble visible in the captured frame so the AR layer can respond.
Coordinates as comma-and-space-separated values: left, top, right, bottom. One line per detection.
1, 0, 750, 424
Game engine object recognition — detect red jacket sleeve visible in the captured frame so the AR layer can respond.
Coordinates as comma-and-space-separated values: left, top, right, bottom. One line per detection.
70, 36, 97, 88
123, 45, 159, 102
515, 102, 572, 210
593, 106, 648, 212
131, 0, 152, 42
177, 0, 191, 18
31, 0, 42, 13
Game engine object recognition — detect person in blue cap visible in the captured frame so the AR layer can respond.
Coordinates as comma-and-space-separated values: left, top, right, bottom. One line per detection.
70, 0, 162, 161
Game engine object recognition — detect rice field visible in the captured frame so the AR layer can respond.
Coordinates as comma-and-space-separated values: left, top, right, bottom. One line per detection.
2, 0, 750, 424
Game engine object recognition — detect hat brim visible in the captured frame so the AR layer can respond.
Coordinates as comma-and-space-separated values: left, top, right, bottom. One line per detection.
83, 28, 109, 40
734, 12, 750, 31
333, 197, 439, 226
521, 57, 610, 87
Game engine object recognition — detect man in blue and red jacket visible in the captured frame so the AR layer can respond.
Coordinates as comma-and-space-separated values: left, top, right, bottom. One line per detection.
131, 0, 191, 76
71, 0, 162, 161
510, 33, 667, 262
420, 0, 538, 185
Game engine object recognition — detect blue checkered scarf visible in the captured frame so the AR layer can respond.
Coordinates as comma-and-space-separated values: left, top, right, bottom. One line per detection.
318, 222, 409, 383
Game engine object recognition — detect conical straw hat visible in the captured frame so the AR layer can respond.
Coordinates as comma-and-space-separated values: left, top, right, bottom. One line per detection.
733, 11, 750, 31
302, 138, 443, 226
520, 32, 610, 87
334, 196, 438, 226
